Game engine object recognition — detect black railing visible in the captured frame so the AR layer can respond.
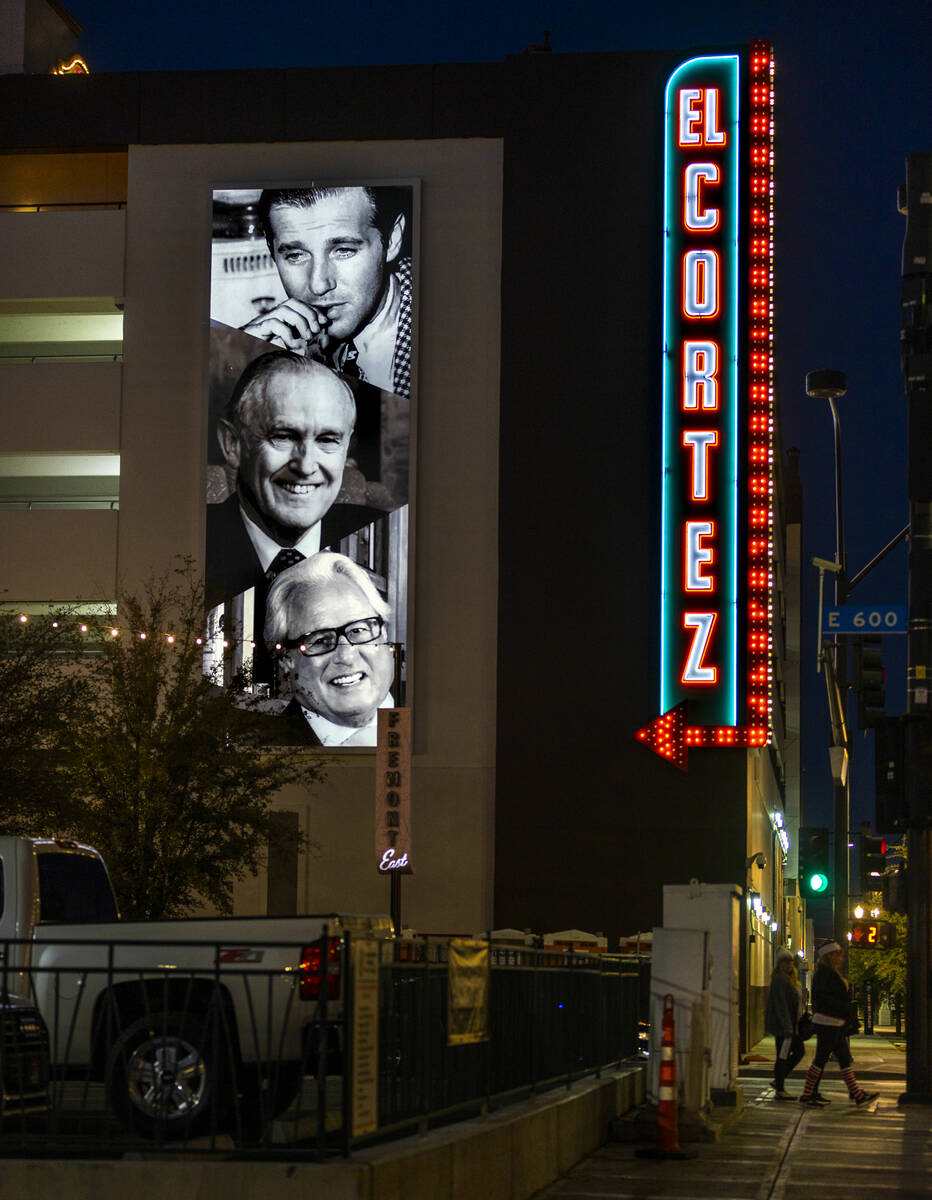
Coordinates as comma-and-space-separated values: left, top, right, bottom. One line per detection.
0, 935, 644, 1159
369, 941, 642, 1147
0, 354, 123, 364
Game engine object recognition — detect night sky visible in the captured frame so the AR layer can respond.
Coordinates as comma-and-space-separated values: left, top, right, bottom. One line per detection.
69, 0, 931, 831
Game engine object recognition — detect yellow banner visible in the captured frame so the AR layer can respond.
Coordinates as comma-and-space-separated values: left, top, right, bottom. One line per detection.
448, 939, 489, 1045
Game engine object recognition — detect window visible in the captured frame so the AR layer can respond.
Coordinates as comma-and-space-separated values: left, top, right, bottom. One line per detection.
0, 453, 119, 510
37, 852, 119, 923
0, 298, 123, 362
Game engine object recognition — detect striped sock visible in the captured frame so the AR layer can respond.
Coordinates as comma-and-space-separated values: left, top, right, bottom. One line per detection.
801, 1064, 822, 1099
841, 1067, 862, 1099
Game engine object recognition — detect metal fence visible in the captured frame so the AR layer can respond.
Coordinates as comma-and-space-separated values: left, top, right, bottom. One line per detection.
0, 934, 644, 1160
372, 941, 643, 1145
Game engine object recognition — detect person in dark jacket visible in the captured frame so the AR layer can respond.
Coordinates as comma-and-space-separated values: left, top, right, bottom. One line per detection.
764, 948, 806, 1099
798, 940, 878, 1108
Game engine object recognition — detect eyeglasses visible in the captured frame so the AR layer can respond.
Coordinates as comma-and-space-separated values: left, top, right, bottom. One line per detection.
285, 616, 384, 657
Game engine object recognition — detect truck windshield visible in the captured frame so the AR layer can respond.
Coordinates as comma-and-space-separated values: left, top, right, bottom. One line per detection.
37, 853, 119, 923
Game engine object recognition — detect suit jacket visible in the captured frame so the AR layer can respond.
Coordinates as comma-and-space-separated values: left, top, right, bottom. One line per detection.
205, 494, 386, 685
272, 698, 324, 747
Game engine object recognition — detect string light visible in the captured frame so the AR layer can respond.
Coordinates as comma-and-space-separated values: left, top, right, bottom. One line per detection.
5, 612, 403, 655
745, 39, 775, 748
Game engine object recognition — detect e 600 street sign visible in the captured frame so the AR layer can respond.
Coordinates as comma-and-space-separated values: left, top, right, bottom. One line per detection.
823, 605, 907, 634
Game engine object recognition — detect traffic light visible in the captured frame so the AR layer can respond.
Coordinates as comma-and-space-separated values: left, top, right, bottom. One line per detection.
859, 833, 886, 892
883, 864, 908, 914
875, 715, 909, 831
798, 826, 831, 897
849, 920, 896, 949
853, 635, 885, 729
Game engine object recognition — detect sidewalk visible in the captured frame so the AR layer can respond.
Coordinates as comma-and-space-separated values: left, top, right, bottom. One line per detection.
742, 1028, 907, 1081
533, 1033, 932, 1199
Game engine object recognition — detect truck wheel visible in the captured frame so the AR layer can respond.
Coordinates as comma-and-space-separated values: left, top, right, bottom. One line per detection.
106, 1011, 232, 1140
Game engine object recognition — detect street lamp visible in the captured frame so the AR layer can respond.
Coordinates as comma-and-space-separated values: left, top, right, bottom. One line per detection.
806, 369, 849, 606
806, 369, 850, 957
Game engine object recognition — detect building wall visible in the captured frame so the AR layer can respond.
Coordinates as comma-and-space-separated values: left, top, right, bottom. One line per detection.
0, 208, 124, 293
0, 151, 127, 206
0, 53, 802, 954
0, 205, 124, 599
493, 49, 766, 943
0, 363, 121, 452
0, 135, 503, 935
0, 509, 118, 597
118, 139, 503, 933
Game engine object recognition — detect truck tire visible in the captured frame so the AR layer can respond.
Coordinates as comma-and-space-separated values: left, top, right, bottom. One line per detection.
106, 1010, 233, 1140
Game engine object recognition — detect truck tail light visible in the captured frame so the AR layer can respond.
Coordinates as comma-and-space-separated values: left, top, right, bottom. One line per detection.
299, 938, 342, 1001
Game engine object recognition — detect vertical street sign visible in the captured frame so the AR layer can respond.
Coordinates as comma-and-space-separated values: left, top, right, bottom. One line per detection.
376, 708, 413, 873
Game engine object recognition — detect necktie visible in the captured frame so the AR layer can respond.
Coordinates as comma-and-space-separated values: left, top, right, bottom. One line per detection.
336, 340, 361, 379
266, 548, 304, 582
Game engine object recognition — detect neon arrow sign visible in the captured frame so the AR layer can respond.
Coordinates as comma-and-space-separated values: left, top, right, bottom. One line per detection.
640, 42, 775, 769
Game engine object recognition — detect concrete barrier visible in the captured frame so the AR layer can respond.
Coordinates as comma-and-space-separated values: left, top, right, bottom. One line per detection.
0, 1065, 645, 1200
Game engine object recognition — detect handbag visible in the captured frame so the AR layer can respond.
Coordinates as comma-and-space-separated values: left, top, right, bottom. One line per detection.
798, 1011, 814, 1041
843, 1004, 861, 1036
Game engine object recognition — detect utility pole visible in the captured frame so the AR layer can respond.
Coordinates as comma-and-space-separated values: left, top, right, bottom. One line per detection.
806, 369, 850, 956
900, 151, 932, 1103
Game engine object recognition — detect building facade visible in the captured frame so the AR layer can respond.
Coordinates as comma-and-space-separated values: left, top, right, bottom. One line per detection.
0, 14, 802, 1047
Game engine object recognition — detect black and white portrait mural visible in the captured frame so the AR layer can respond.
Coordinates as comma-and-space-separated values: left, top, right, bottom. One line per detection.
205, 183, 415, 748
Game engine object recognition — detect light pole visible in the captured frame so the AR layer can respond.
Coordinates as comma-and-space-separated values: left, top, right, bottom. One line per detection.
899, 152, 932, 1102
806, 369, 850, 956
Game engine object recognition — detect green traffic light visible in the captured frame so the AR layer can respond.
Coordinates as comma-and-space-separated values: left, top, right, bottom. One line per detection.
809, 872, 828, 894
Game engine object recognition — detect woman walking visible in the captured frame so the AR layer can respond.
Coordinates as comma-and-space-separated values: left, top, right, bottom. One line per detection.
799, 940, 878, 1108
765, 948, 806, 1099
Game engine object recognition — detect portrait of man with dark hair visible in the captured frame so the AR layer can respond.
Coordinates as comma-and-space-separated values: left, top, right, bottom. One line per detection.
239, 185, 413, 399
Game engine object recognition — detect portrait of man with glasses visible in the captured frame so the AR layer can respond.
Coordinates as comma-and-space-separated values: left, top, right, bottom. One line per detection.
264, 551, 396, 747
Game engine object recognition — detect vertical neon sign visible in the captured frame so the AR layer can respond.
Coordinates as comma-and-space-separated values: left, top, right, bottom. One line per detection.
661, 54, 740, 728
654, 44, 774, 757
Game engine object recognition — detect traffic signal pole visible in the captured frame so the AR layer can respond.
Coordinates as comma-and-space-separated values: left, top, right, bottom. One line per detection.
807, 371, 851, 957
901, 152, 932, 1104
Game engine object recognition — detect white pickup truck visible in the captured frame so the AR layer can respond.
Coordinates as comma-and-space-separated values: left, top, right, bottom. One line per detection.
0, 836, 391, 1139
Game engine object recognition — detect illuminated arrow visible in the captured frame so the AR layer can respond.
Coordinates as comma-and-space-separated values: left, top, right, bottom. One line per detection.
635, 703, 689, 771
636, 701, 769, 771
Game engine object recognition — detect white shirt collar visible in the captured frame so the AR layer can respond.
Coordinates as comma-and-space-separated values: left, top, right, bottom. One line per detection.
351, 271, 400, 394
238, 503, 321, 573
300, 692, 394, 747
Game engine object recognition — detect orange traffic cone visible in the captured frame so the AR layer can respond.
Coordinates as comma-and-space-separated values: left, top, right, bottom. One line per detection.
636, 992, 698, 1160
657, 993, 679, 1149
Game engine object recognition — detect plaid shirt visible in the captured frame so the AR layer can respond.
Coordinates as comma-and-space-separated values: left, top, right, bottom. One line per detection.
330, 256, 413, 399
390, 257, 413, 399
